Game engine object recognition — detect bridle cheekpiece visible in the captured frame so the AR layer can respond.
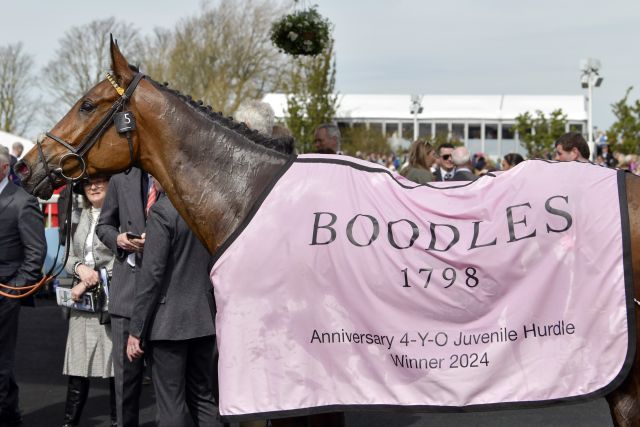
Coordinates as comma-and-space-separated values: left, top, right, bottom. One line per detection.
36, 71, 145, 186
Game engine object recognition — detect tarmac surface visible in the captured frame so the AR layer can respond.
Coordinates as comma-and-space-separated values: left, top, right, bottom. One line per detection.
15, 296, 614, 426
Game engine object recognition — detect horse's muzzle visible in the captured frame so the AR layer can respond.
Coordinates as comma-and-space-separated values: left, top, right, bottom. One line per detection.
14, 160, 30, 180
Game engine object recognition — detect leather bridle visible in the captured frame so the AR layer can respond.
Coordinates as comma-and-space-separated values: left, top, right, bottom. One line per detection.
0, 72, 145, 299
36, 72, 145, 187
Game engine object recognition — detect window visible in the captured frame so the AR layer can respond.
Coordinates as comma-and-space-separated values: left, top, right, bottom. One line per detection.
402, 123, 414, 140
502, 124, 514, 139
451, 124, 464, 142
435, 123, 448, 139
485, 124, 498, 140
469, 124, 481, 139
385, 122, 399, 138
569, 123, 584, 133
337, 122, 351, 134
369, 123, 382, 133
419, 123, 432, 139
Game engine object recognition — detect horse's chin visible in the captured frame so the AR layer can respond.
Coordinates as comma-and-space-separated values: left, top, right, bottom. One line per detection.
32, 179, 54, 200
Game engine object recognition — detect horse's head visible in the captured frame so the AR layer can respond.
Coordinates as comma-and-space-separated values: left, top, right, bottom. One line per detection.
17, 37, 145, 199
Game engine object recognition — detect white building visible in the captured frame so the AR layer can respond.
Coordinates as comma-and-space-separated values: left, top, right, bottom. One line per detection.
263, 94, 587, 159
0, 130, 34, 157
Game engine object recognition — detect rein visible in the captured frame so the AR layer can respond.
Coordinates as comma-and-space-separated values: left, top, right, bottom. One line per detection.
0, 184, 74, 299
0, 72, 145, 299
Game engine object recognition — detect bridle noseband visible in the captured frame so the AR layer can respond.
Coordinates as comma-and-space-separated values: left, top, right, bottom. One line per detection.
36, 72, 145, 186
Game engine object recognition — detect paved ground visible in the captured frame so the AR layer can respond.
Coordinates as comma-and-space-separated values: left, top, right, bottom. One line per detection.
15, 296, 614, 426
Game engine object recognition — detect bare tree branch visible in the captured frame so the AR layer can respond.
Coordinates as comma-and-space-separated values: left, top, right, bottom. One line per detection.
141, 0, 291, 114
42, 17, 144, 123
0, 43, 38, 135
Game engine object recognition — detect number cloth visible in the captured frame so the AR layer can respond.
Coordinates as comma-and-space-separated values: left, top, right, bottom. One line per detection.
210, 155, 634, 421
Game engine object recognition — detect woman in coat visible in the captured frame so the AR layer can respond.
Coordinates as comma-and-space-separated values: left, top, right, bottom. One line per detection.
400, 140, 437, 184
62, 176, 116, 427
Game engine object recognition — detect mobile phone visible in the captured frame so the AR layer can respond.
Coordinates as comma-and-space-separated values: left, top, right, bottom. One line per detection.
126, 232, 142, 240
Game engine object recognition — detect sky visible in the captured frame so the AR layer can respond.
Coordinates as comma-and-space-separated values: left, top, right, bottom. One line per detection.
1, 0, 639, 138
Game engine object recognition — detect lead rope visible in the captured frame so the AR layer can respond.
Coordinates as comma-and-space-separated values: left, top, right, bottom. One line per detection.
0, 179, 75, 299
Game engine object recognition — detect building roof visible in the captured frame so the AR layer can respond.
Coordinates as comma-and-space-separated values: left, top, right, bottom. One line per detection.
263, 94, 587, 122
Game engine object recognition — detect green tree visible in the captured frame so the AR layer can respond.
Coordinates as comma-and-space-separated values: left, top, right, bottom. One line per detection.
607, 87, 640, 154
341, 126, 390, 155
512, 109, 568, 158
0, 43, 38, 135
431, 131, 463, 149
283, 38, 338, 153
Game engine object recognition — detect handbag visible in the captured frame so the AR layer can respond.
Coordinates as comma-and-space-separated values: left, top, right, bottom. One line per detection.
55, 267, 111, 324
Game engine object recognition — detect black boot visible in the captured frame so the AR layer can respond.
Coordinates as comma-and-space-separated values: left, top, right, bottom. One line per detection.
62, 376, 89, 427
109, 377, 117, 427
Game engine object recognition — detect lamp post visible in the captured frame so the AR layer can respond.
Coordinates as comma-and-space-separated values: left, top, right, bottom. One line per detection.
580, 58, 603, 158
410, 95, 423, 141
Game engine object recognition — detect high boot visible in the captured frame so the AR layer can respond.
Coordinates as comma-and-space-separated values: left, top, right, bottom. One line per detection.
109, 377, 117, 427
62, 376, 89, 427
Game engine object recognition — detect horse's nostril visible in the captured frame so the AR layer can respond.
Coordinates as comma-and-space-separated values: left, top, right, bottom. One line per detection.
15, 161, 30, 179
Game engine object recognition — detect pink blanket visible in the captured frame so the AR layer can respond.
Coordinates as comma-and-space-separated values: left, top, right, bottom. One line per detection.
211, 155, 633, 420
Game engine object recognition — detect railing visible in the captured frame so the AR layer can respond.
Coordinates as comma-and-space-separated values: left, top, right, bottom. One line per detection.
39, 194, 60, 227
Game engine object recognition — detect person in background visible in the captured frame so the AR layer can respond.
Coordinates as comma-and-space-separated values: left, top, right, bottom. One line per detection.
9, 143, 23, 160
272, 124, 292, 139
314, 123, 341, 155
473, 153, 486, 173
62, 176, 116, 427
127, 189, 220, 427
0, 146, 46, 427
554, 132, 590, 162
601, 144, 618, 168
7, 142, 24, 186
96, 168, 154, 427
501, 153, 524, 171
432, 143, 456, 181
450, 146, 477, 181
399, 140, 436, 184
234, 100, 275, 137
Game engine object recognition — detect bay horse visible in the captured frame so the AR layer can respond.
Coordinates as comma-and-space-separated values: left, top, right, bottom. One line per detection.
14, 39, 640, 426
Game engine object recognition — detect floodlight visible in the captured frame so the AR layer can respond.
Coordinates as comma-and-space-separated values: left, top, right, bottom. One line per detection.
581, 75, 589, 89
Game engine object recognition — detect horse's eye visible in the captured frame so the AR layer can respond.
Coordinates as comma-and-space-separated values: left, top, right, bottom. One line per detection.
79, 101, 95, 113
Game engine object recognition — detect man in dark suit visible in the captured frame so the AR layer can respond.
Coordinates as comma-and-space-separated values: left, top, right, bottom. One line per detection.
96, 167, 153, 427
126, 193, 219, 427
0, 146, 46, 426
450, 146, 477, 182
432, 143, 456, 181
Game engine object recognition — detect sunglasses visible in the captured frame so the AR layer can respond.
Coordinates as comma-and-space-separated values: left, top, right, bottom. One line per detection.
441, 154, 452, 161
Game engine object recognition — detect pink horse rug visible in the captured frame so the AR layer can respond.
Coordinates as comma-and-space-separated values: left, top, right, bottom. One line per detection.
210, 155, 634, 421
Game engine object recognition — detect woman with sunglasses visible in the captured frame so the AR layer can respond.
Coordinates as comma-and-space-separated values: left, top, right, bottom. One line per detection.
62, 176, 116, 427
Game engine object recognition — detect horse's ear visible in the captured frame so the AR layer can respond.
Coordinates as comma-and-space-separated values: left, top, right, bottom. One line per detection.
110, 34, 134, 86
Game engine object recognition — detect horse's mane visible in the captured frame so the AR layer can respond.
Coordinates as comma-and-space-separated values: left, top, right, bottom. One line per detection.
146, 76, 295, 156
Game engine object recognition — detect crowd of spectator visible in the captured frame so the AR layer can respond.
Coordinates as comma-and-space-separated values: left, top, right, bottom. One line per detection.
0, 114, 636, 427
348, 133, 635, 184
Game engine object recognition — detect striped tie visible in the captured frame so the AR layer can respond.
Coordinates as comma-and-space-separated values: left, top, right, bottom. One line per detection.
145, 180, 157, 216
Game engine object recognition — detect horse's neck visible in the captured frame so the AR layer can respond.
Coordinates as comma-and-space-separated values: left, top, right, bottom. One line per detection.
139, 99, 289, 254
